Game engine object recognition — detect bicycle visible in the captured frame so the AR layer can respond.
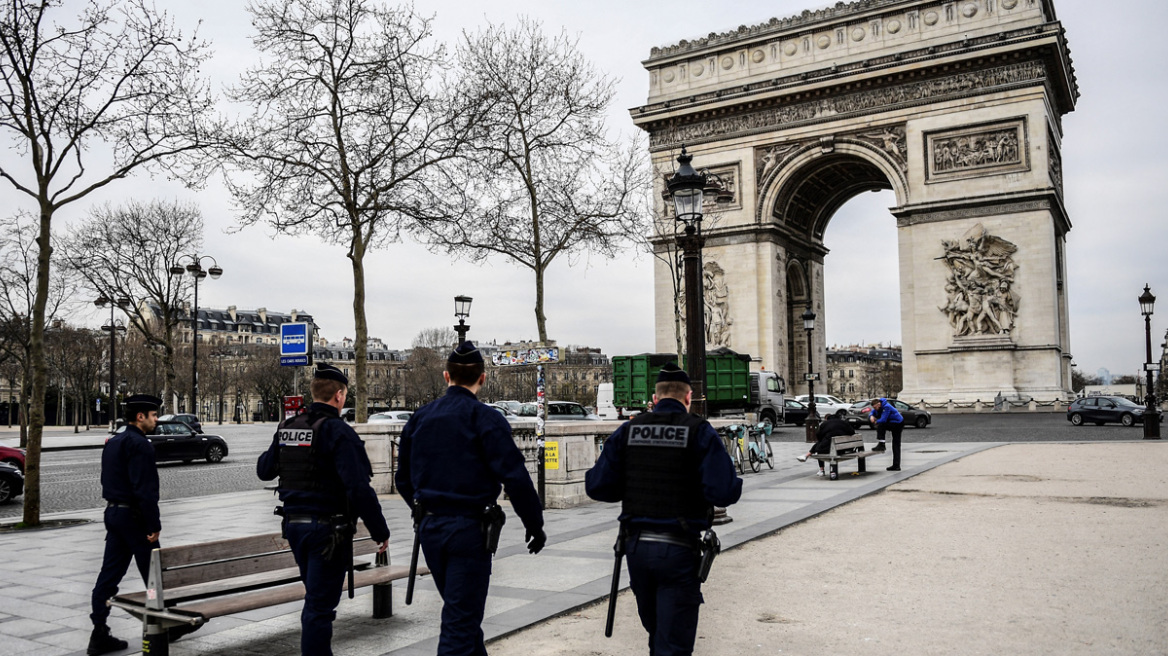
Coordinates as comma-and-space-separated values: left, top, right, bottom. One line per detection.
745, 422, 774, 472
717, 424, 746, 475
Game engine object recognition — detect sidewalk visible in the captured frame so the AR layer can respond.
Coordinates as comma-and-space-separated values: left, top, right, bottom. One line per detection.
0, 440, 996, 656
0, 427, 110, 451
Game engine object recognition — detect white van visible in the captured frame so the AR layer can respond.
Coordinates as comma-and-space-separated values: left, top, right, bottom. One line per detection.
595, 383, 619, 419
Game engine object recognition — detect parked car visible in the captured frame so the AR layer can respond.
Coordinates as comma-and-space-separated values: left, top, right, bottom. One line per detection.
1066, 396, 1157, 427
845, 399, 932, 429
367, 411, 413, 424
793, 394, 852, 417
0, 445, 25, 472
496, 400, 524, 416
158, 413, 203, 434
546, 401, 601, 421
486, 403, 537, 426
149, 421, 228, 464
783, 398, 810, 426
517, 403, 538, 417
0, 461, 23, 504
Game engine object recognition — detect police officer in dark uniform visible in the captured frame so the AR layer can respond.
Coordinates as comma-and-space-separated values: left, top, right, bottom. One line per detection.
396, 341, 546, 656
585, 363, 742, 656
88, 394, 163, 655
257, 363, 389, 656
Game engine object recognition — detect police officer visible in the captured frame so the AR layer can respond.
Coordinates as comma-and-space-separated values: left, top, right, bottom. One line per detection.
88, 394, 163, 655
585, 363, 742, 656
396, 341, 545, 656
257, 363, 389, 656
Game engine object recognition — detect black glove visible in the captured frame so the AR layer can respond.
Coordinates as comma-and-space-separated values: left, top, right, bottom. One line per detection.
525, 527, 547, 554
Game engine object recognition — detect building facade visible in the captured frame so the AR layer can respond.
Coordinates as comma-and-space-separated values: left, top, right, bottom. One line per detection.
825, 344, 903, 402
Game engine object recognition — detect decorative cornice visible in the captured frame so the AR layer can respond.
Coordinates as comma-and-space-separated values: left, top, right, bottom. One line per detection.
646, 59, 1047, 151
893, 190, 1070, 235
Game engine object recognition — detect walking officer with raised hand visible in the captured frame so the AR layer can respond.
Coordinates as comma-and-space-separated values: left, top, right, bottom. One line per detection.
396, 341, 546, 656
88, 394, 164, 655
257, 363, 389, 656
586, 363, 743, 656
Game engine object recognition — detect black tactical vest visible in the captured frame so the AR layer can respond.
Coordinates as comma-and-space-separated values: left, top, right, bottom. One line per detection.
621, 411, 712, 524
275, 412, 343, 496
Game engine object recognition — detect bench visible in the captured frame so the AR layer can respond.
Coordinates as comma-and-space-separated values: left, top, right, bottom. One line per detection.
811, 434, 881, 479
108, 523, 425, 652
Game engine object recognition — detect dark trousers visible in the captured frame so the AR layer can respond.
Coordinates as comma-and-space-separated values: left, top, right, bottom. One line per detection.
876, 422, 905, 467
419, 515, 492, 656
91, 506, 156, 626
626, 537, 703, 656
286, 519, 350, 656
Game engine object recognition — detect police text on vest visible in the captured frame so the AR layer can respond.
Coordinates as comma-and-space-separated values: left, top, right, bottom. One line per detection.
628, 425, 689, 448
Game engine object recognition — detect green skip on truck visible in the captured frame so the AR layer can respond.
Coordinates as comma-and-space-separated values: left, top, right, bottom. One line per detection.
612, 350, 788, 426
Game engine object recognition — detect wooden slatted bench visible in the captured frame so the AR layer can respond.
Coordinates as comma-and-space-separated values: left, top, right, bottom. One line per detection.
812, 434, 881, 479
108, 523, 425, 651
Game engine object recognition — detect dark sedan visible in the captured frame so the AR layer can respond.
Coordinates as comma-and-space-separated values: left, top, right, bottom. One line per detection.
1066, 396, 1158, 427
783, 398, 810, 426
0, 461, 23, 503
159, 413, 203, 434
845, 399, 932, 429
149, 421, 228, 464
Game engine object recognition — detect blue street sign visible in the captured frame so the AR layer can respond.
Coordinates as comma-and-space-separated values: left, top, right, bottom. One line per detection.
280, 323, 310, 367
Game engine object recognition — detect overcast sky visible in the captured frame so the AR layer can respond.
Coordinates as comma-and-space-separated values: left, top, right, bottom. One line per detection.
4, 0, 1166, 379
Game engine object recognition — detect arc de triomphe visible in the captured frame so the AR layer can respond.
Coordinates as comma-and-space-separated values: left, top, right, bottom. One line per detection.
632, 0, 1077, 403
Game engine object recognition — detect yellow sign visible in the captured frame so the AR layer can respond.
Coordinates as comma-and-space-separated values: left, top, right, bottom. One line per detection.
544, 441, 560, 470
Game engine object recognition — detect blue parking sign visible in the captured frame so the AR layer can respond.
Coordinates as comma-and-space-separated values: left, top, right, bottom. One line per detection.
281, 323, 310, 366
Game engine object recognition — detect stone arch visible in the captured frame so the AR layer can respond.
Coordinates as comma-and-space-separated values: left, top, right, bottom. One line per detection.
758, 140, 908, 239
635, 0, 1078, 402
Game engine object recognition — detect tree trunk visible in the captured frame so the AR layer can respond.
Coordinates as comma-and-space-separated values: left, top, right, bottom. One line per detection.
24, 204, 54, 527
534, 264, 548, 343
349, 231, 369, 423
18, 375, 28, 448
162, 334, 178, 414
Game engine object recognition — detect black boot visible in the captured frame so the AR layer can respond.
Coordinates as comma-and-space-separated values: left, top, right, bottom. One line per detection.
88, 624, 128, 655
872, 442, 886, 452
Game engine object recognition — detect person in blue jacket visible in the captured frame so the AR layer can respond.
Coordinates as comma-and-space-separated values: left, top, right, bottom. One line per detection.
396, 341, 545, 656
869, 397, 905, 471
586, 363, 742, 656
88, 394, 164, 655
257, 363, 389, 656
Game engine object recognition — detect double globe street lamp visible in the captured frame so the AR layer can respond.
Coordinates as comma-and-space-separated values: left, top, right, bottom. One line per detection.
1139, 285, 1160, 439
170, 255, 222, 417
94, 295, 130, 430
663, 146, 733, 418
802, 305, 820, 441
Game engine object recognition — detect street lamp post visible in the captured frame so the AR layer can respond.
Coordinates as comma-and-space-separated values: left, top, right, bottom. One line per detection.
454, 295, 473, 344
95, 295, 130, 430
1139, 285, 1160, 439
170, 255, 222, 417
663, 145, 733, 418
803, 306, 820, 442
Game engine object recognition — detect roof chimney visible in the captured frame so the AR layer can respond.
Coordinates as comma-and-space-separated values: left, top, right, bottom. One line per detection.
227, 305, 237, 322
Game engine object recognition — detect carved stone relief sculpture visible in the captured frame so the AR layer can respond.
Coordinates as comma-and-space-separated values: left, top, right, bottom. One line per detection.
937, 224, 1020, 337
925, 118, 1029, 181
703, 261, 733, 348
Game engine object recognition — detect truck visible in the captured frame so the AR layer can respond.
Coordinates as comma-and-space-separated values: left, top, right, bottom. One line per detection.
594, 383, 620, 420
612, 349, 787, 427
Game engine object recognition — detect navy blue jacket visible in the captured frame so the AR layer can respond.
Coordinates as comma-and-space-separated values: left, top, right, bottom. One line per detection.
257, 402, 390, 543
871, 398, 904, 426
585, 398, 742, 535
396, 386, 543, 532
101, 424, 162, 533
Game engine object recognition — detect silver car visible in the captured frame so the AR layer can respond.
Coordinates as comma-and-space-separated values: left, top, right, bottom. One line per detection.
367, 410, 413, 424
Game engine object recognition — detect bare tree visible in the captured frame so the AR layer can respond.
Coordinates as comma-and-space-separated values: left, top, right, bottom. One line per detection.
221, 0, 476, 422
0, 0, 214, 525
60, 200, 202, 411
240, 344, 297, 423
402, 327, 456, 408
45, 324, 103, 432
419, 19, 649, 343
0, 213, 76, 446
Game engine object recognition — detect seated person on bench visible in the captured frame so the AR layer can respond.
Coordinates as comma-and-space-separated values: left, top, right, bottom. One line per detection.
796, 415, 856, 476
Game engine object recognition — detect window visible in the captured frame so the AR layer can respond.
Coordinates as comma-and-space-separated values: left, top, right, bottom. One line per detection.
848, 370, 854, 378
766, 378, 780, 393
848, 383, 855, 393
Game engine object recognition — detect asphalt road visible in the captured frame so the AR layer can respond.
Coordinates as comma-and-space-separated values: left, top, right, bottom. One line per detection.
0, 423, 280, 520
0, 412, 1153, 519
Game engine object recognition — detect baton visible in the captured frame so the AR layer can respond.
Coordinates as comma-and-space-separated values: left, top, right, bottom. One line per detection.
405, 514, 422, 605
604, 525, 627, 638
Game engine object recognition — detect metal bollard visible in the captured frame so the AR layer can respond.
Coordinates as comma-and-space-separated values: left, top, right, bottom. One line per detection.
142, 618, 169, 655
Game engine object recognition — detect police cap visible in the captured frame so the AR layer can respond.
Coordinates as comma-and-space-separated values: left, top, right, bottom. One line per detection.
447, 341, 483, 366
125, 394, 163, 416
314, 363, 349, 386
657, 362, 691, 385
